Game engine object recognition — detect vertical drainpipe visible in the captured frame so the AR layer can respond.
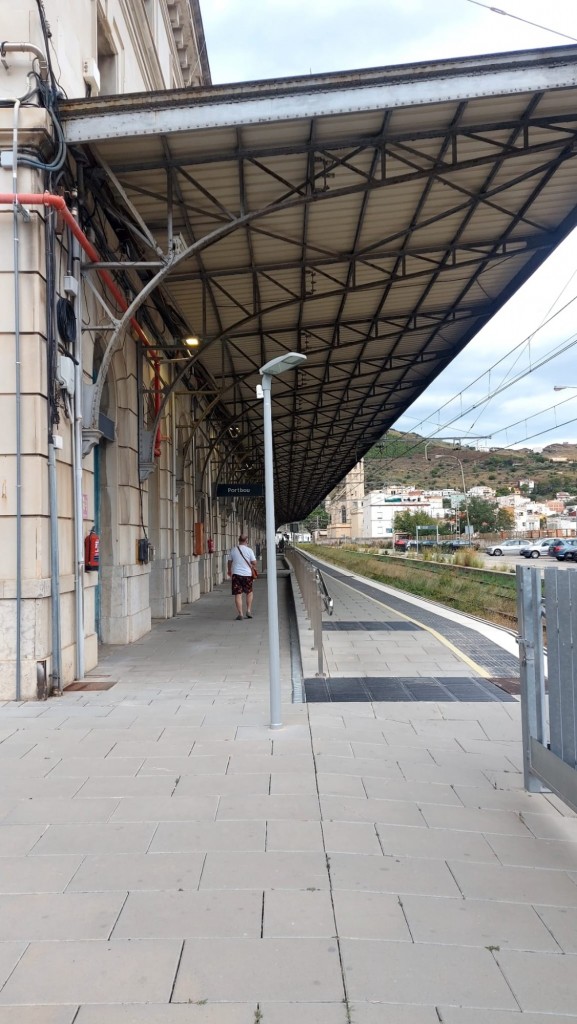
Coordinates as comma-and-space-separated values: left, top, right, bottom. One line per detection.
45, 208, 62, 693
11, 99, 22, 701
70, 194, 85, 681
171, 393, 178, 618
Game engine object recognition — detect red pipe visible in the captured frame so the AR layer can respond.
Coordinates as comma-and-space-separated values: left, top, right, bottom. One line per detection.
1, 191, 163, 452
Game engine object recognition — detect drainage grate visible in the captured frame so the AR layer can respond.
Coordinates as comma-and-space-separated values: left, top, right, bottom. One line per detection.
303, 676, 516, 702
323, 620, 422, 632
64, 679, 117, 692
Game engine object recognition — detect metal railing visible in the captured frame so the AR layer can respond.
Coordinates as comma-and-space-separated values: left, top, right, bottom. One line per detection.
285, 547, 333, 675
517, 564, 577, 812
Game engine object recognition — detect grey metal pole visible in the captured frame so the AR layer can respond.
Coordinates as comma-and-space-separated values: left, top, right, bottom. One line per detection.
262, 375, 282, 728
458, 460, 471, 543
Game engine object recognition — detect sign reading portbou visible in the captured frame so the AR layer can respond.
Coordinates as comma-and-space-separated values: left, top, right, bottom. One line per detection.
215, 484, 264, 497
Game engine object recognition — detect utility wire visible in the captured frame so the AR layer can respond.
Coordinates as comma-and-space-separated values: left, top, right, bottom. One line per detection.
463, 0, 577, 43
405, 293, 577, 441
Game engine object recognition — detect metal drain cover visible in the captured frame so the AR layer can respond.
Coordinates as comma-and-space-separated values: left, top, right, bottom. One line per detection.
303, 676, 515, 702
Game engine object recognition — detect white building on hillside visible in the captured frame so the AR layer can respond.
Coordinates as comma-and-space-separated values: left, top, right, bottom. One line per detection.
361, 489, 444, 540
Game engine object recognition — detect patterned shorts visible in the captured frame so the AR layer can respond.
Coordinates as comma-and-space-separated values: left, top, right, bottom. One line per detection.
231, 573, 253, 595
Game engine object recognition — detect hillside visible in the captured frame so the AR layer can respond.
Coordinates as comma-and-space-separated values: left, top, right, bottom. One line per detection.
364, 432, 577, 499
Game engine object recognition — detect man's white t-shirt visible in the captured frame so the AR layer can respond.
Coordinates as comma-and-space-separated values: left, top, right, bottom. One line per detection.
228, 544, 256, 576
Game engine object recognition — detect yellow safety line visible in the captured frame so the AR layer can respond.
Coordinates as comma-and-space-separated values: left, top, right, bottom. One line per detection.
327, 569, 492, 680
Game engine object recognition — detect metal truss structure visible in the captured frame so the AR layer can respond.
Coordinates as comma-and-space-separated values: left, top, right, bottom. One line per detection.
61, 44, 577, 523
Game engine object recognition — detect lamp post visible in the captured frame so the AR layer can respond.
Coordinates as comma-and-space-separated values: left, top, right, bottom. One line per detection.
259, 352, 307, 728
435, 454, 471, 543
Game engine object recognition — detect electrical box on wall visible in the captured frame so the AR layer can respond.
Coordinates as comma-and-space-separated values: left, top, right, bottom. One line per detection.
137, 538, 150, 564
194, 522, 204, 556
82, 58, 101, 95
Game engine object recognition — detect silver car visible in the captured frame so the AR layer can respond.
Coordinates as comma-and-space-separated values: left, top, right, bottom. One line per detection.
485, 538, 532, 556
520, 538, 563, 559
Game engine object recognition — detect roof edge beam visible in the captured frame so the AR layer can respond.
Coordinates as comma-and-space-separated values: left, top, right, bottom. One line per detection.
63, 50, 577, 144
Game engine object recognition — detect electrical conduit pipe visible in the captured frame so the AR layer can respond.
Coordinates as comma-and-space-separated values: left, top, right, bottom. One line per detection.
0, 192, 163, 440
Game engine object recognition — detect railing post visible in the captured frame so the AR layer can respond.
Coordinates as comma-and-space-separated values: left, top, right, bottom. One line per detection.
309, 572, 323, 675
516, 565, 547, 794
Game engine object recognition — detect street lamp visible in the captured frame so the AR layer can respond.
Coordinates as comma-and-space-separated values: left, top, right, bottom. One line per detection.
259, 352, 307, 728
435, 454, 471, 543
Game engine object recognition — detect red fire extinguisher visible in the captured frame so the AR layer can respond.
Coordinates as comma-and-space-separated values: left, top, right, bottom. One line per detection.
207, 538, 215, 554
84, 528, 100, 572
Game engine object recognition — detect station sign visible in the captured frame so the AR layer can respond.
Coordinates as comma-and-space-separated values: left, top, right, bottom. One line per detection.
215, 483, 264, 497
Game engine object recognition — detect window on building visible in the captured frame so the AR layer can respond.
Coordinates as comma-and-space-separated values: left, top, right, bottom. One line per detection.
341, 506, 347, 524
97, 14, 119, 95
144, 0, 157, 39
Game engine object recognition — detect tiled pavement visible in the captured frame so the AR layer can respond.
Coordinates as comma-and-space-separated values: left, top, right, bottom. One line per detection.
0, 567, 576, 1022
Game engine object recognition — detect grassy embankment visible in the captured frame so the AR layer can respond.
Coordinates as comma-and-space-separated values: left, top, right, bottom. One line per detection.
303, 544, 518, 629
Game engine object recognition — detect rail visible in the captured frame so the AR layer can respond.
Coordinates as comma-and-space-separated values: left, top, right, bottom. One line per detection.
285, 547, 333, 675
517, 565, 577, 812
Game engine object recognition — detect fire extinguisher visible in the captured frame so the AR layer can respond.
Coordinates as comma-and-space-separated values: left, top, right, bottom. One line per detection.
84, 528, 100, 572
207, 538, 215, 554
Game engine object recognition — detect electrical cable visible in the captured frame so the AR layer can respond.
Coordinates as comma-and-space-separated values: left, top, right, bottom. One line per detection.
56, 297, 76, 344
463, 0, 577, 43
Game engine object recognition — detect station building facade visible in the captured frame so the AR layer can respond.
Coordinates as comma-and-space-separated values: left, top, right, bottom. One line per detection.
0, 1, 261, 698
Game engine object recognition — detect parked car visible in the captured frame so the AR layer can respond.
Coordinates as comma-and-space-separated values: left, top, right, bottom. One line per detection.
441, 539, 477, 550
549, 539, 577, 558
485, 538, 530, 556
520, 538, 563, 559
554, 540, 577, 562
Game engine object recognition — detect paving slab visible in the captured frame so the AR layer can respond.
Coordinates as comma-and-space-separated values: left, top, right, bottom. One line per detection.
496, 949, 577, 1014
0, 855, 82, 893
534, 904, 577, 952
375, 822, 498, 862
0, 1009, 77, 1024
262, 889, 335, 937
448, 859, 577, 906
199, 850, 329, 890
149, 820, 265, 853
0, 892, 124, 940
112, 889, 263, 938
0, 939, 183, 1005
66, 852, 205, 892
340, 939, 517, 1007
0, 824, 46, 856
75, 1007, 258, 1024
328, 852, 460, 896
171, 937, 343, 1003
401, 893, 558, 951
29, 821, 157, 856
349, 1007, 440, 1023
439, 1010, 577, 1024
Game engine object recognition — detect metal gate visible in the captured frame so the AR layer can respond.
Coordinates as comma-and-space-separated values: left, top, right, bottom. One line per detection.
517, 565, 577, 811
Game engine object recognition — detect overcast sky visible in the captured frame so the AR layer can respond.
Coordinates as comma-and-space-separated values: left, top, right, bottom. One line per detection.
201, 0, 577, 449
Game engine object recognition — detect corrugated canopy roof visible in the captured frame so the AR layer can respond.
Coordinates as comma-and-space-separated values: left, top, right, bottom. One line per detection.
61, 44, 577, 522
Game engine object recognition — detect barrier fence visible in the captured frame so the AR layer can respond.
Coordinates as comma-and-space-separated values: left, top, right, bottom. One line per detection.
285, 548, 333, 675
517, 565, 577, 812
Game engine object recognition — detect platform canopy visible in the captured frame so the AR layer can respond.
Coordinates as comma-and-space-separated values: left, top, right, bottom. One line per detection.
61, 44, 577, 522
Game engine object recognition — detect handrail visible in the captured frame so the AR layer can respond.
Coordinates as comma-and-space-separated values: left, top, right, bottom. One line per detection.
291, 546, 333, 615
284, 546, 333, 675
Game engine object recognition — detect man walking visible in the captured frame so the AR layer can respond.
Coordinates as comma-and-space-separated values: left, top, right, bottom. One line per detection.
227, 534, 258, 620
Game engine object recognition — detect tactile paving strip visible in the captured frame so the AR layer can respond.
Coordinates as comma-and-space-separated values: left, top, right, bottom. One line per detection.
304, 676, 516, 702
323, 620, 423, 632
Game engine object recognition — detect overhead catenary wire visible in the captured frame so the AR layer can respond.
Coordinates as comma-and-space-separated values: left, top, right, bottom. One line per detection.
463, 0, 577, 43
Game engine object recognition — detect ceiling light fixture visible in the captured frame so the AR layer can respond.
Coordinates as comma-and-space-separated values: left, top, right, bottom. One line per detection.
184, 336, 200, 347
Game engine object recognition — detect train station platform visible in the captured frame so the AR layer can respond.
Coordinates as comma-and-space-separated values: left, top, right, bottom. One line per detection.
0, 561, 576, 1022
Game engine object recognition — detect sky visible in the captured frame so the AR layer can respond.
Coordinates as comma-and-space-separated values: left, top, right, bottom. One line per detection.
200, 0, 577, 449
